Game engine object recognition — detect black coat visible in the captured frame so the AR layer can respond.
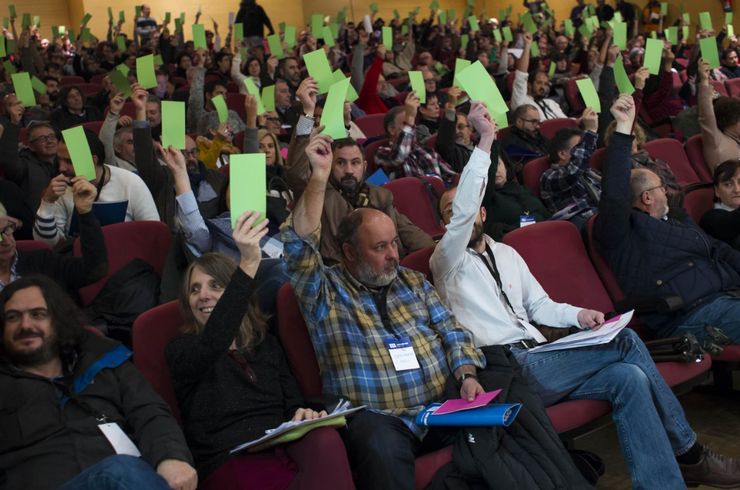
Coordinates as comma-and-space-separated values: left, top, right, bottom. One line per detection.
235, 0, 274, 38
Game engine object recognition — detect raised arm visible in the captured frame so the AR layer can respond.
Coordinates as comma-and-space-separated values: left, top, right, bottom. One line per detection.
100, 93, 125, 168
292, 127, 332, 238
0, 104, 27, 185
131, 84, 168, 199
187, 50, 207, 132
697, 58, 721, 174
284, 78, 319, 202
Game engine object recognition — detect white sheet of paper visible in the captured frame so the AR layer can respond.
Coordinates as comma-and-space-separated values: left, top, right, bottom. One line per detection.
228, 12, 235, 25
98, 423, 142, 457
363, 15, 373, 35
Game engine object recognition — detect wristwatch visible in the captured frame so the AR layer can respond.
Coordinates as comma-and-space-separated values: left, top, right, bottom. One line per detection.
458, 373, 479, 387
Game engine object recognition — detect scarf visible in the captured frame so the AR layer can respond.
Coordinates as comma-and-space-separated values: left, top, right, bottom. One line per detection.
335, 181, 372, 208
188, 161, 208, 193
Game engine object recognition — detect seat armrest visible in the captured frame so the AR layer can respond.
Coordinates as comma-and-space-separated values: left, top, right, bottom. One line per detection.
614, 295, 684, 316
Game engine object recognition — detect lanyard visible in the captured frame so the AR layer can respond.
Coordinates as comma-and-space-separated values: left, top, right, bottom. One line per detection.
93, 166, 107, 203
473, 243, 524, 322
371, 285, 400, 339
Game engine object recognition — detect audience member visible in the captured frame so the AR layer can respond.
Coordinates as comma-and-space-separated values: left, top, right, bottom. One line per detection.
50, 86, 104, 133
501, 104, 550, 163
512, 33, 567, 120
415, 92, 441, 144
701, 158, 740, 250
698, 60, 740, 173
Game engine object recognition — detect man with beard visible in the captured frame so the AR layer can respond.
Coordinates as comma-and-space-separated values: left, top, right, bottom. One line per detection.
0, 275, 197, 490
501, 104, 550, 163
284, 78, 435, 266
130, 83, 226, 230
431, 96, 740, 490
276, 57, 301, 98
512, 33, 567, 120
434, 86, 475, 173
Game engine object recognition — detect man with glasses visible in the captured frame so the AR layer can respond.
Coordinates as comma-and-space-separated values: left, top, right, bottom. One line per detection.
501, 104, 550, 163
0, 100, 60, 213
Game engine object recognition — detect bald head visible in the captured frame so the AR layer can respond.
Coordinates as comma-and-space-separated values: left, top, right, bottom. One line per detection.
337, 208, 400, 287
631, 168, 669, 219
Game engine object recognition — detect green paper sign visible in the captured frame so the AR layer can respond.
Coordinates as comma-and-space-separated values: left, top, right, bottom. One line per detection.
576, 78, 600, 112
727, 12, 733, 25
229, 153, 266, 228
435, 62, 448, 76
108, 69, 132, 99
613, 54, 635, 95
333, 69, 359, 102
81, 27, 92, 42
382, 26, 393, 49
330, 22, 339, 39
683, 26, 689, 41
0, 37, 4, 58
162, 101, 186, 149
6, 39, 13, 56
117, 63, 130, 76
666, 26, 678, 45
579, 24, 591, 40
21, 13, 30, 29
530, 42, 540, 57
2, 17, 8, 29
402, 25, 408, 36
700, 36, 720, 69
651, 31, 657, 39
8, 5, 16, 19
503, 26, 513, 42
322, 26, 335, 47
699, 12, 713, 31
564, 19, 574, 36
614, 12, 623, 23
439, 11, 447, 25
235, 23, 244, 41
614, 21, 627, 50
661, 3, 667, 15
468, 16, 479, 32
522, 12, 537, 34
211, 94, 229, 124
461, 34, 470, 49
430, 0, 439, 10
729, 25, 735, 38
33, 15, 39, 28
448, 9, 455, 21
174, 18, 182, 33
153, 54, 163, 66
279, 22, 286, 32
320, 77, 350, 140
193, 24, 207, 50
311, 14, 323, 38
51, 26, 59, 38
116, 36, 126, 53
644, 38, 664, 75
81, 13, 92, 26
3, 60, 16, 75
455, 60, 508, 127
244, 78, 266, 114
285, 26, 296, 47
262, 84, 276, 112
11, 72, 35, 107
165, 12, 170, 24
136, 54, 157, 89
683, 13, 690, 24
119, 11, 125, 23
409, 70, 426, 104
304, 49, 334, 94
548, 60, 556, 77
267, 34, 284, 59
492, 29, 501, 42
453, 58, 471, 86
62, 126, 97, 181
394, 9, 400, 19
370, 3, 378, 13
31, 75, 46, 94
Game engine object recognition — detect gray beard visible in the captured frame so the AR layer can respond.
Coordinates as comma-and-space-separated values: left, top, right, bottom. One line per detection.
356, 259, 399, 288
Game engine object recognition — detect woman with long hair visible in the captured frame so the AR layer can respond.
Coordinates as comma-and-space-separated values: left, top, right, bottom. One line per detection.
166, 211, 355, 490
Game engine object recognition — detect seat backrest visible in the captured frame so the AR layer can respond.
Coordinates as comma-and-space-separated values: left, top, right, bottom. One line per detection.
233, 130, 245, 152
384, 177, 446, 238
503, 221, 615, 314
727, 78, 740, 98
643, 138, 699, 187
225, 93, 247, 121
399, 246, 436, 282
80, 121, 104, 135
685, 134, 712, 183
424, 133, 437, 149
683, 185, 715, 224
521, 155, 551, 198
387, 77, 408, 89
276, 284, 323, 396
15, 240, 52, 252
584, 215, 626, 303
364, 138, 389, 176
564, 77, 586, 115
90, 74, 106, 85
77, 83, 102, 96
60, 76, 85, 86
710, 80, 729, 97
539, 118, 577, 140
354, 114, 386, 138
393, 93, 407, 105
73, 221, 173, 306
132, 300, 183, 425
589, 147, 607, 172
227, 81, 240, 93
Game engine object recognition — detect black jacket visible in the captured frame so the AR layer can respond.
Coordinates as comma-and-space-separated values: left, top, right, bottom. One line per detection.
438, 345, 594, 490
0, 122, 59, 212
235, 0, 275, 38
701, 207, 740, 251
0, 333, 192, 490
49, 105, 104, 133
436, 109, 474, 173
594, 132, 740, 338
501, 126, 550, 163
0, 179, 34, 240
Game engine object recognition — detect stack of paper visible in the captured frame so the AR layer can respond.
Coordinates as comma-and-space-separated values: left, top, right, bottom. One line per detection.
528, 310, 634, 354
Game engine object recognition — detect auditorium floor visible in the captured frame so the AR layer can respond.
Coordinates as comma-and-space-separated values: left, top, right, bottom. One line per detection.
577, 376, 740, 490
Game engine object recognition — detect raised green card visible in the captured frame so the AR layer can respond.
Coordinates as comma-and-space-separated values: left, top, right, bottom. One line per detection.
81, 28, 92, 42
683, 13, 690, 24
21, 13, 30, 29
135, 54, 157, 89
164, 12, 170, 24
267, 34, 284, 59
409, 70, 426, 104
382, 26, 393, 49
244, 78, 266, 114
461, 34, 470, 49
370, 3, 378, 13
727, 12, 733, 25
304, 49, 334, 94
3, 60, 16, 75
116, 36, 126, 53
576, 78, 600, 112
192, 24, 207, 50
614, 21, 627, 50
162, 101, 186, 149
666, 26, 678, 45
700, 36, 720, 69
229, 153, 266, 228
0, 37, 4, 58
211, 94, 229, 124
235, 23, 243, 41
322, 26, 335, 47
81, 13, 92, 26
613, 54, 634, 95
522, 12, 537, 33
453, 58, 471, 86
154, 54, 163, 66
119, 10, 125, 23
493, 29, 501, 42
31, 75, 46, 94
333, 69, 358, 102
117, 63, 130, 76
11, 72, 35, 107
548, 60, 556, 77
579, 24, 591, 40
530, 42, 540, 57
311, 14, 323, 38
262, 84, 276, 112
468, 16, 480, 32
454, 60, 508, 127
320, 78, 351, 140
108, 69, 132, 99
503, 27, 513, 42
438, 10, 447, 25
699, 12, 713, 31
8, 5, 16, 18
661, 3, 667, 15
564, 19, 574, 36
644, 37, 664, 75
62, 126, 97, 181
285, 26, 296, 47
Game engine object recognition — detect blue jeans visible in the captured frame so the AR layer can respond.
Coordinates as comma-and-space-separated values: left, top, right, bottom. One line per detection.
512, 329, 696, 490
57, 455, 171, 490
674, 294, 740, 343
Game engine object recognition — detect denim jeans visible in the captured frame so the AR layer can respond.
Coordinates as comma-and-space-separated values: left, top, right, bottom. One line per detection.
512, 329, 696, 490
57, 455, 171, 490
674, 294, 740, 343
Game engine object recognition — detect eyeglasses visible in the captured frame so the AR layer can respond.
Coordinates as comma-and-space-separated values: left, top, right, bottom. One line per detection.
644, 184, 667, 194
180, 149, 200, 158
28, 134, 58, 144
265, 117, 280, 123
456, 124, 471, 130
518, 118, 540, 125
423, 79, 436, 84
0, 222, 17, 236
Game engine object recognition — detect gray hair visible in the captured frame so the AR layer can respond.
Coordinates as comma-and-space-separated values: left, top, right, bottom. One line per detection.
630, 169, 656, 205
197, 111, 222, 137
113, 127, 133, 149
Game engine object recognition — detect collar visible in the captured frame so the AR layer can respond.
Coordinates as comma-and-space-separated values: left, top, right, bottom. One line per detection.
715, 202, 736, 212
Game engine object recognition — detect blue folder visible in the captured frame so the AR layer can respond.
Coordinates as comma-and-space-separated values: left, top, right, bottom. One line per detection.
415, 402, 522, 427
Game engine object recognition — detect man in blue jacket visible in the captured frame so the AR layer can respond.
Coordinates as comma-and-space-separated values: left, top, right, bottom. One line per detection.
594, 93, 740, 345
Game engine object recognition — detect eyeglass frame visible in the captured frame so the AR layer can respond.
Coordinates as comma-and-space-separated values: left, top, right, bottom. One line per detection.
27, 133, 58, 144
518, 117, 541, 126
0, 221, 18, 236
644, 184, 667, 194
180, 149, 201, 158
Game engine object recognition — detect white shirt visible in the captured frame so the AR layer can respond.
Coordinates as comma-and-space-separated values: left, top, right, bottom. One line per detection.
33, 165, 160, 245
430, 147, 581, 348
511, 70, 568, 121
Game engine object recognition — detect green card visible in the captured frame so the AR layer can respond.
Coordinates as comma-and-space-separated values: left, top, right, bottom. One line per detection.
5, 39, 13, 55
21, 13, 30, 28
229, 153, 266, 228
683, 25, 689, 41
311, 14, 323, 38
81, 13, 92, 26
117, 63, 130, 76
11, 72, 35, 107
330, 22, 339, 39
136, 54, 157, 89
153, 54, 163, 66
135, 5, 142, 17
661, 3, 667, 15
683, 13, 690, 24
492, 29, 501, 42
699, 12, 713, 31
31, 75, 46, 94
62, 126, 97, 181
727, 12, 733, 25
564, 19, 574, 36
192, 24, 207, 50
409, 70, 426, 104
729, 25, 735, 38
33, 15, 39, 28
468, 0, 476, 6
530, 42, 540, 57
0, 37, 4, 58
576, 78, 600, 112
462, 6, 471, 21
455, 61, 508, 127
402, 25, 408, 36
3, 60, 16, 75
522, 12, 537, 33
700, 36, 720, 69
499, 9, 506, 21
613, 54, 635, 95
651, 31, 657, 39
503, 26, 513, 42
262, 84, 276, 112
333, 69, 359, 102
438, 10, 447, 25
430, 0, 439, 10
468, 16, 479, 32
81, 27, 92, 42
211, 94, 229, 124
119, 11, 125, 23
644, 38, 664, 75
548, 60, 556, 77
453, 58, 471, 86
174, 18, 182, 33
304, 49, 334, 94
267, 34, 284, 59
165, 12, 170, 24
666, 26, 678, 45
116, 36, 126, 52
68, 29, 75, 41
51, 26, 59, 38
2, 17, 7, 29
600, 21, 610, 29
614, 21, 627, 50
320, 78, 350, 140
285, 26, 296, 47
162, 101, 186, 149
435, 62, 448, 76
614, 11, 623, 23
394, 9, 400, 19
579, 24, 591, 40
461, 34, 470, 49
382, 26, 393, 49
322, 26, 335, 47
108, 69, 132, 99
8, 5, 16, 18
279, 21, 286, 31
370, 3, 378, 13
244, 78, 266, 114
235, 23, 244, 40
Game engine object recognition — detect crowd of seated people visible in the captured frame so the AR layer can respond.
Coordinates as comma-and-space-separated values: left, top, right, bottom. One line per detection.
4, 1, 740, 489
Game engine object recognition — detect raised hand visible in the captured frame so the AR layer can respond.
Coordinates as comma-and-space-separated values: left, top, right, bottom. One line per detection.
446, 86, 462, 109
610, 93, 636, 132
109, 93, 126, 115
305, 125, 333, 177
404, 90, 420, 123
245, 94, 259, 128
160, 144, 189, 177
634, 66, 650, 90
697, 58, 710, 84
607, 44, 620, 65
214, 122, 233, 142
232, 210, 270, 279
42, 174, 70, 204
377, 43, 387, 60
296, 77, 318, 116
581, 107, 598, 132
71, 176, 97, 214
359, 29, 370, 45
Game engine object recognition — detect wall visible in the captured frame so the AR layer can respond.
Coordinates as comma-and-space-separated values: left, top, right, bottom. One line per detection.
3, 0, 72, 41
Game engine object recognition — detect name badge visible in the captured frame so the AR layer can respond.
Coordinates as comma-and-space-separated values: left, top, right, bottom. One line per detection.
98, 423, 142, 457
386, 336, 421, 371
520, 216, 536, 228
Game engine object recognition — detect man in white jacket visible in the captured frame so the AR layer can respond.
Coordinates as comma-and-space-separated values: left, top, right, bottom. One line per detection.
511, 32, 567, 120
33, 128, 159, 246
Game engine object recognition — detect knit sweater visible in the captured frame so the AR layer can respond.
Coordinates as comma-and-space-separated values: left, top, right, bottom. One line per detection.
166, 268, 304, 480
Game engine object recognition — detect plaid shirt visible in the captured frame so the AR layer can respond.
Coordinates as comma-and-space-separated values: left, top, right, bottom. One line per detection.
540, 130, 601, 218
375, 123, 458, 184
280, 218, 484, 423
